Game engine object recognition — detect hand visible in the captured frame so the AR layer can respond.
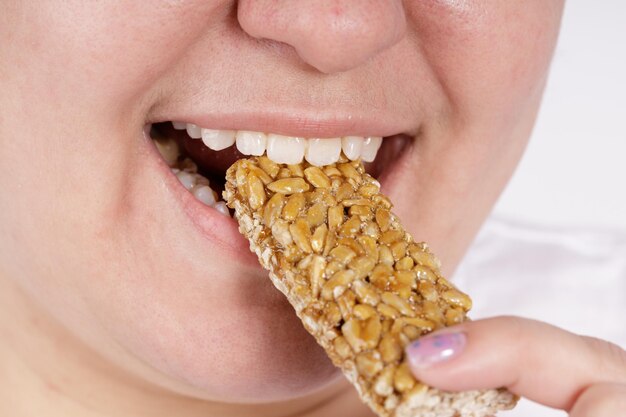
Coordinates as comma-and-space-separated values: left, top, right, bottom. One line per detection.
404, 316, 626, 416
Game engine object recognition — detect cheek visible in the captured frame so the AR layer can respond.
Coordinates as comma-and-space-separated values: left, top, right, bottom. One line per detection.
384, 1, 564, 271
1, 1, 227, 112
410, 0, 564, 125
422, 0, 565, 196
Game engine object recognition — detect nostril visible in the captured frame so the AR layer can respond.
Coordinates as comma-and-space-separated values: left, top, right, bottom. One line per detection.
237, 0, 407, 74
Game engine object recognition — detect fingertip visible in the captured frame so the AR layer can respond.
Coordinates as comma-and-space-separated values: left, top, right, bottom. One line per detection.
404, 326, 479, 392
404, 317, 522, 392
405, 330, 467, 371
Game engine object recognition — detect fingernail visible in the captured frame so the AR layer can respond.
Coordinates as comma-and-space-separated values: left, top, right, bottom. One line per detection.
406, 332, 466, 369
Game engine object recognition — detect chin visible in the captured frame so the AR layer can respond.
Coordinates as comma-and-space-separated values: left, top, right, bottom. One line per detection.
101, 279, 342, 402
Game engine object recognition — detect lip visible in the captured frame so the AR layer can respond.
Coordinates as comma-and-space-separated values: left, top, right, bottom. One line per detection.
142, 128, 259, 267
142, 117, 414, 270
148, 109, 418, 139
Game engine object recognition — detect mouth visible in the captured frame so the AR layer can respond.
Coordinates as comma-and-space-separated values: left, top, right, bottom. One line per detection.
146, 120, 412, 255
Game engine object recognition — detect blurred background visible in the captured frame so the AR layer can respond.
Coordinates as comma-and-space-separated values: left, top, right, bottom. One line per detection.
455, 2, 626, 416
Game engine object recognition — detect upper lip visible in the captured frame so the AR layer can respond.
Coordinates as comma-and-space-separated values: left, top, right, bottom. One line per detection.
148, 109, 418, 139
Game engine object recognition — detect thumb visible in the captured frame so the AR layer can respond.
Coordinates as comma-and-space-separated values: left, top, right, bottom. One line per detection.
404, 316, 626, 411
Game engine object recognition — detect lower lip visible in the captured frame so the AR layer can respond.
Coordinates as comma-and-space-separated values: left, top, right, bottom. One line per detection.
142, 128, 258, 266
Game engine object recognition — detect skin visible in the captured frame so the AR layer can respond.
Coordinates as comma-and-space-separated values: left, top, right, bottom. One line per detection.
410, 318, 626, 416
2, 1, 622, 416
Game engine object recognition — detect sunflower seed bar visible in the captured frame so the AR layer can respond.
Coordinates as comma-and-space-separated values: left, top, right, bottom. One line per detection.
224, 156, 517, 417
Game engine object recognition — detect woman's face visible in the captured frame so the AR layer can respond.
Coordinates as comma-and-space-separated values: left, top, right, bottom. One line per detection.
0, 0, 563, 404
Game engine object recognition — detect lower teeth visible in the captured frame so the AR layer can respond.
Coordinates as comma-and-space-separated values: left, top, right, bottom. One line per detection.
172, 160, 231, 217
153, 135, 231, 217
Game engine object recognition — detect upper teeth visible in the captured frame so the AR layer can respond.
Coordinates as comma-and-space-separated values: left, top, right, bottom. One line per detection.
173, 122, 382, 165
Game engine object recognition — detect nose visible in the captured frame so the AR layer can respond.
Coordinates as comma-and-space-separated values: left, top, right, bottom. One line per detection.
237, 0, 407, 74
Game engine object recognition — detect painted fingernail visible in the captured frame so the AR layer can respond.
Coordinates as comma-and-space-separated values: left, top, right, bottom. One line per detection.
406, 332, 466, 369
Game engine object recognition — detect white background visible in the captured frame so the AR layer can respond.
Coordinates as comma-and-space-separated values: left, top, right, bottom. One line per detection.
492, 0, 626, 231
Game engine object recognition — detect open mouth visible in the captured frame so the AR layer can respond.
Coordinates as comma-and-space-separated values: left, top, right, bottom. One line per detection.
148, 121, 412, 217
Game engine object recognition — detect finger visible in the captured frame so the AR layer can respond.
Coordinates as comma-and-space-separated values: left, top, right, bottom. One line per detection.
404, 316, 626, 410
570, 383, 626, 417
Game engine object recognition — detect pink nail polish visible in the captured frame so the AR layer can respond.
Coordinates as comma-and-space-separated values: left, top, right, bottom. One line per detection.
406, 332, 466, 369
